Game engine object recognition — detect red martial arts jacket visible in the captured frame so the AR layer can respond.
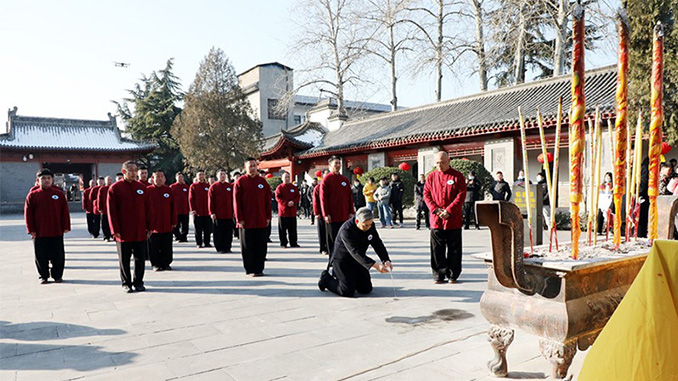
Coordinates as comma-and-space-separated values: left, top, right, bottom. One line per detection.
423, 168, 467, 230
275, 183, 300, 218
139, 179, 151, 187
90, 185, 101, 215
82, 187, 94, 213
312, 184, 322, 216
170, 182, 189, 215
209, 181, 234, 220
96, 185, 110, 215
147, 184, 176, 234
234, 174, 272, 229
25, 186, 71, 238
320, 172, 355, 222
189, 181, 210, 217
107, 179, 151, 242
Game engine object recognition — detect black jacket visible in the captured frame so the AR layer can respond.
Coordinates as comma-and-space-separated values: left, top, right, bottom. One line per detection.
390, 179, 404, 203
490, 180, 512, 201
414, 181, 425, 208
465, 179, 481, 202
352, 183, 366, 208
538, 179, 549, 205
331, 219, 390, 269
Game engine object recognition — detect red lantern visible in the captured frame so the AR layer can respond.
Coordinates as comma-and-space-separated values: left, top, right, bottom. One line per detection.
314, 170, 322, 177
537, 152, 554, 163
353, 166, 363, 175
661, 142, 671, 155
398, 162, 411, 171
265, 173, 273, 179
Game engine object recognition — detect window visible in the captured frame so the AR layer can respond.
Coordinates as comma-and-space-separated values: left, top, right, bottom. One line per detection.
267, 99, 286, 120
294, 115, 302, 125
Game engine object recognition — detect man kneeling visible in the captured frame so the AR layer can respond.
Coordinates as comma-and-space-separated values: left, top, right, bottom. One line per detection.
318, 207, 392, 297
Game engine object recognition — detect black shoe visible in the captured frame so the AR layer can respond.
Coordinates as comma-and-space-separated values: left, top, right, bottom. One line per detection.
267, 239, 273, 243
197, 245, 203, 249
204, 244, 212, 248
416, 227, 420, 230
153, 266, 164, 272
476, 226, 480, 230
290, 244, 301, 248
318, 270, 329, 291
54, 279, 63, 283
134, 284, 146, 292
464, 226, 469, 230
164, 265, 172, 271
123, 285, 134, 293
253, 273, 264, 277
39, 278, 49, 284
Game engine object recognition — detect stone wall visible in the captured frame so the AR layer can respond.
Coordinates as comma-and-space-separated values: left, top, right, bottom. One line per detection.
0, 161, 40, 213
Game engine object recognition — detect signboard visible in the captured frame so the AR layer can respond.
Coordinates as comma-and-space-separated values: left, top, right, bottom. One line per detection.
510, 183, 544, 246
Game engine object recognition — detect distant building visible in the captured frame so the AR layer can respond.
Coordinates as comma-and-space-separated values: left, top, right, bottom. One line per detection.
0, 107, 155, 212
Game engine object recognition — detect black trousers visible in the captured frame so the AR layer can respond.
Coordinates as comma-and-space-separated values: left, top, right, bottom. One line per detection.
302, 204, 311, 218
416, 205, 430, 229
214, 218, 234, 252
430, 228, 462, 281
101, 214, 112, 239
86, 213, 100, 238
116, 240, 146, 287
193, 215, 212, 246
149, 232, 173, 268
463, 201, 479, 228
638, 200, 649, 238
310, 213, 316, 225
34, 236, 65, 281
326, 259, 373, 297
316, 218, 327, 253
326, 221, 344, 257
278, 217, 298, 247
390, 200, 404, 225
173, 214, 189, 241
240, 228, 267, 274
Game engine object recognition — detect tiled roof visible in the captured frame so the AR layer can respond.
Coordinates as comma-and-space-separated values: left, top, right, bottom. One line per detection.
0, 111, 156, 153
298, 65, 617, 158
260, 122, 325, 156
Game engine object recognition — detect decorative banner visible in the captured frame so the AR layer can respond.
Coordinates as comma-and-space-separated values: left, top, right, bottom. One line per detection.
648, 22, 664, 244
613, 8, 630, 248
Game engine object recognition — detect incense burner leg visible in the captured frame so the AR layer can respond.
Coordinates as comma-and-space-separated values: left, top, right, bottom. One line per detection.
539, 338, 576, 379
487, 325, 514, 377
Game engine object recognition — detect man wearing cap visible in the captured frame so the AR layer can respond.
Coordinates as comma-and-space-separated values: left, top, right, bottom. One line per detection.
318, 207, 392, 297
424, 151, 466, 284
147, 169, 176, 271
170, 173, 190, 242
320, 156, 355, 257
107, 160, 151, 293
189, 171, 212, 248
96, 176, 114, 241
209, 169, 234, 253
276, 171, 301, 248
25, 169, 71, 284
234, 158, 272, 276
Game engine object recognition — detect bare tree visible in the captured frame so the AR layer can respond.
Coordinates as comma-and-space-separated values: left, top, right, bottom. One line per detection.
469, 0, 489, 90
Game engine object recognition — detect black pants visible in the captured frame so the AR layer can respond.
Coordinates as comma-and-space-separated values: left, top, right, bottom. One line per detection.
638, 200, 649, 238
390, 200, 404, 225
430, 228, 462, 281
302, 204, 311, 218
240, 228, 267, 274
326, 258, 373, 297
86, 213, 100, 238
463, 202, 479, 228
416, 205, 430, 229
213, 218, 234, 252
173, 214, 189, 241
116, 240, 146, 287
34, 236, 65, 281
149, 232, 173, 268
310, 213, 316, 225
316, 218, 327, 253
193, 215, 212, 246
326, 221, 344, 257
278, 217, 298, 247
101, 214, 112, 239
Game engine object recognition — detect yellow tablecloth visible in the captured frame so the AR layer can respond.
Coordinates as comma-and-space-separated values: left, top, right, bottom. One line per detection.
579, 240, 678, 380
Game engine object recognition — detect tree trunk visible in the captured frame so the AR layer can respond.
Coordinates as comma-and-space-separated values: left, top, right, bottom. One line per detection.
552, 0, 568, 76
390, 22, 398, 111
435, 0, 444, 101
513, 4, 526, 85
473, 0, 488, 91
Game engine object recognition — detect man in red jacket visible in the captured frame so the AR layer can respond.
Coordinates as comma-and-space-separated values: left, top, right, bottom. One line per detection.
147, 169, 176, 271
170, 173, 190, 242
209, 169, 234, 253
320, 156, 355, 257
424, 151, 466, 284
25, 168, 71, 284
313, 170, 329, 255
276, 171, 301, 248
82, 179, 99, 239
189, 171, 212, 248
96, 176, 114, 242
138, 166, 151, 187
234, 158, 272, 276
107, 160, 151, 293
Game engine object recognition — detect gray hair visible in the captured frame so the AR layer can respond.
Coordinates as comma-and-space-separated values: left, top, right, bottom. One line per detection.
355, 207, 374, 223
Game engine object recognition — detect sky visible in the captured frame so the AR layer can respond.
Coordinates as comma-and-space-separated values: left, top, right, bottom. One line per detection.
0, 0, 618, 123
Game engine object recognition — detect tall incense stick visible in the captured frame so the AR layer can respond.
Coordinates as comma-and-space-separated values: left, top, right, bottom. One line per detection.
648, 22, 664, 244
613, 8, 630, 248
592, 107, 603, 245
550, 97, 563, 252
518, 107, 534, 253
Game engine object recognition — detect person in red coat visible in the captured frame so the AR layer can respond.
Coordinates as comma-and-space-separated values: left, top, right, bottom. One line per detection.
189, 171, 212, 248
147, 169, 176, 271
209, 169, 234, 253
423, 151, 467, 284
234, 158, 272, 276
138, 166, 151, 187
107, 161, 151, 293
90, 177, 104, 237
320, 156, 355, 257
96, 176, 114, 241
170, 173, 190, 242
82, 179, 99, 238
276, 171, 301, 248
312, 171, 329, 255
25, 168, 71, 284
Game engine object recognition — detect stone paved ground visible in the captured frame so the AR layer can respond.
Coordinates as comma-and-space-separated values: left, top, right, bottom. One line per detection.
0, 212, 587, 380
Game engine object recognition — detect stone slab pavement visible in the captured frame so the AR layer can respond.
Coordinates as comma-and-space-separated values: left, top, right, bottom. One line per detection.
0, 212, 588, 380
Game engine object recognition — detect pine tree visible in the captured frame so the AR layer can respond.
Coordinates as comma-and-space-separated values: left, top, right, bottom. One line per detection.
627, 0, 678, 144
171, 47, 262, 173
114, 59, 184, 175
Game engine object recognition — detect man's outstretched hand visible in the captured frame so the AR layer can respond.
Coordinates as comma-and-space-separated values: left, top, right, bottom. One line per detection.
373, 261, 392, 274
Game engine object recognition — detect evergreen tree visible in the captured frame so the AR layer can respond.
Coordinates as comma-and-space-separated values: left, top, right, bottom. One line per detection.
114, 59, 184, 175
171, 47, 262, 173
627, 0, 678, 144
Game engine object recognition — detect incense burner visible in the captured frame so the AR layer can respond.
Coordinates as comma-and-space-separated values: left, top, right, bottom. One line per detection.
473, 197, 678, 379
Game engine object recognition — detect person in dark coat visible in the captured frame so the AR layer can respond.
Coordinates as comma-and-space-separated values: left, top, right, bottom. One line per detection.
209, 169, 234, 253
25, 169, 71, 284
170, 173, 190, 242
276, 171, 301, 248
300, 180, 312, 219
490, 171, 512, 201
318, 207, 392, 297
147, 170, 176, 271
83, 179, 99, 238
313, 172, 329, 255
389, 173, 405, 227
638, 157, 650, 238
351, 179, 366, 210
414, 174, 430, 230
308, 178, 317, 225
320, 156, 355, 257
463, 171, 481, 230
189, 171, 212, 248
